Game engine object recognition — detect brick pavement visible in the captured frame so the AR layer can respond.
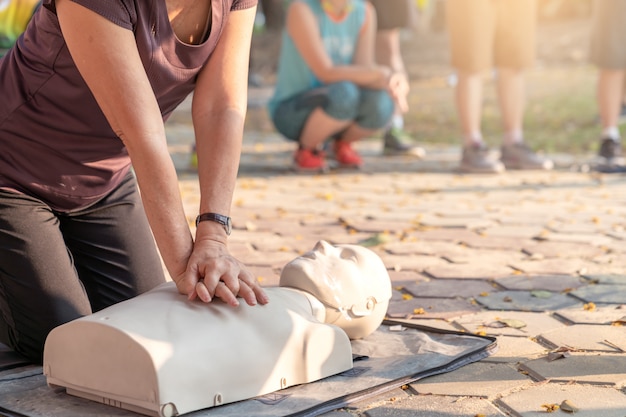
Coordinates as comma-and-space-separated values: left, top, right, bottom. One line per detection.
165, 94, 626, 417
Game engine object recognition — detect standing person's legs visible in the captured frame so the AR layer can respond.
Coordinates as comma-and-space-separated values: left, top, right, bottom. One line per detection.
446, 0, 504, 173
590, 0, 626, 161
494, 0, 551, 170
0, 173, 166, 363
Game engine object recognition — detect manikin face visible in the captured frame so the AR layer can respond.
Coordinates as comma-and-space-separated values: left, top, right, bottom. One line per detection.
279, 240, 391, 339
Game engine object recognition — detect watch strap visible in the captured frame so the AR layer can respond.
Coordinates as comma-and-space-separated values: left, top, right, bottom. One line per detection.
195, 213, 232, 235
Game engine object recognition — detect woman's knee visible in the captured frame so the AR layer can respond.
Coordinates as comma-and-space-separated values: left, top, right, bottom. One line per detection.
324, 82, 361, 120
357, 89, 395, 130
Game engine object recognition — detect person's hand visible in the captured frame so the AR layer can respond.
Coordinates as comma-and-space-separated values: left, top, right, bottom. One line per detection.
388, 72, 410, 113
173, 237, 269, 307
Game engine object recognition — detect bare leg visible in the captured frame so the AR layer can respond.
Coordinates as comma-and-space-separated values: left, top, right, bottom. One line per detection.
496, 67, 525, 145
298, 108, 352, 149
337, 122, 378, 143
455, 70, 484, 146
598, 68, 625, 131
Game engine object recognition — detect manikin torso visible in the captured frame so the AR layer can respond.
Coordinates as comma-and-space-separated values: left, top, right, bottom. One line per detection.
43, 241, 392, 417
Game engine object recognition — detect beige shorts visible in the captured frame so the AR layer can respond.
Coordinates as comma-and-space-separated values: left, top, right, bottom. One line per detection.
446, 0, 537, 72
589, 0, 626, 69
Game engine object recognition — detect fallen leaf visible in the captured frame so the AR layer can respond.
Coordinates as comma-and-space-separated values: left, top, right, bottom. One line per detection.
358, 232, 391, 247
413, 308, 426, 315
531, 290, 553, 299
583, 302, 596, 311
541, 403, 559, 412
560, 399, 579, 413
497, 318, 527, 329
547, 351, 571, 361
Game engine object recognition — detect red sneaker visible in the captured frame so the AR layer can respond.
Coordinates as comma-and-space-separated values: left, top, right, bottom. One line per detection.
293, 148, 327, 172
334, 140, 363, 168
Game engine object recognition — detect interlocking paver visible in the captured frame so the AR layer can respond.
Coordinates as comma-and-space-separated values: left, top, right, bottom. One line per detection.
409, 362, 532, 398
424, 264, 515, 280
537, 324, 626, 352
476, 290, 582, 312
481, 336, 548, 363
363, 395, 507, 417
521, 241, 608, 259
570, 284, 626, 304
519, 354, 626, 386
495, 274, 587, 292
386, 297, 481, 320
452, 311, 567, 338
554, 305, 626, 325
581, 273, 626, 285
402, 279, 495, 299
496, 383, 626, 417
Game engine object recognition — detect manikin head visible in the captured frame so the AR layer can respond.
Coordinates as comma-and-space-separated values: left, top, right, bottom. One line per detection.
279, 240, 392, 339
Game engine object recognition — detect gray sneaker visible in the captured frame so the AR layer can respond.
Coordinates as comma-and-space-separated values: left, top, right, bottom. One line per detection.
459, 143, 505, 173
500, 143, 554, 170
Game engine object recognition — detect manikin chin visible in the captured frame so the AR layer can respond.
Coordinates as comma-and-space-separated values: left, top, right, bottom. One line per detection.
43, 241, 392, 417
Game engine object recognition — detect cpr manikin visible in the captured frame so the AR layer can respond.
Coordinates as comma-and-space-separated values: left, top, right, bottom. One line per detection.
43, 241, 392, 417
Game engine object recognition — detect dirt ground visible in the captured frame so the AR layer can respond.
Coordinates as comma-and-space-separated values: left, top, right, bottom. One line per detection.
247, 11, 599, 155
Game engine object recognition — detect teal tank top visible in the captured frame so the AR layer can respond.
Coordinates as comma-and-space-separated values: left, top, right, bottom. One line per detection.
267, 0, 367, 117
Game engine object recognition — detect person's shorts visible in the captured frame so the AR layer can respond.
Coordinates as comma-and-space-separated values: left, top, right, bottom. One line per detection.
589, 0, 626, 69
445, 0, 537, 72
369, 0, 412, 31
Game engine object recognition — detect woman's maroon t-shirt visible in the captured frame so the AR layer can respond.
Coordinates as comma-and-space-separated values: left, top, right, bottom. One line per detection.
0, 0, 256, 211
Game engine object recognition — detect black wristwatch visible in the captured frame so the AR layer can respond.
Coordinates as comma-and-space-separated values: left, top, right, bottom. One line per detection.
195, 213, 232, 235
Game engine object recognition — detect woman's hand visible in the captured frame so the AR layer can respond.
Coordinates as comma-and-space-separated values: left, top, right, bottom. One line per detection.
174, 234, 269, 307
388, 72, 410, 113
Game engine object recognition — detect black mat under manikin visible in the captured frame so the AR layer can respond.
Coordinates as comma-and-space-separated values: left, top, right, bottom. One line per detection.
0, 321, 496, 417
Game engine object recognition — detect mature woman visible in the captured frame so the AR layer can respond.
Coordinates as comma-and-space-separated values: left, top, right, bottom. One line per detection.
0, 0, 268, 363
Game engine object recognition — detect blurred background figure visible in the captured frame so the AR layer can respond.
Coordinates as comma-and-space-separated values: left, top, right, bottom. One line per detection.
589, 0, 626, 168
369, 0, 425, 158
0, 0, 39, 52
445, 0, 553, 173
267, 0, 397, 172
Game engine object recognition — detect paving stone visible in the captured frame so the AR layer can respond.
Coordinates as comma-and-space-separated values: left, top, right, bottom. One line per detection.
363, 395, 506, 417
536, 232, 615, 246
495, 274, 587, 292
453, 311, 567, 338
547, 222, 607, 234
341, 219, 413, 234
507, 258, 592, 275
475, 291, 582, 312
554, 305, 626, 325
425, 264, 515, 280
387, 270, 430, 284
402, 279, 496, 299
521, 241, 608, 259
379, 254, 448, 272
442, 249, 524, 265
480, 225, 546, 239
250, 266, 281, 287
383, 241, 464, 256
519, 353, 626, 386
460, 235, 537, 251
570, 284, 626, 304
386, 297, 481, 320
481, 336, 549, 363
406, 229, 480, 243
537, 324, 626, 353
496, 383, 626, 417
581, 273, 626, 285
416, 214, 494, 229
409, 362, 532, 398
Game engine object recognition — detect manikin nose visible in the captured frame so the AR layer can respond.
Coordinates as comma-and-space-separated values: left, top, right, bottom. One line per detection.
314, 240, 334, 254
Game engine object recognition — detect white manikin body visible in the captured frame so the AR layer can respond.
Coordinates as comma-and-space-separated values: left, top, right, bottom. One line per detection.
43, 241, 391, 417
